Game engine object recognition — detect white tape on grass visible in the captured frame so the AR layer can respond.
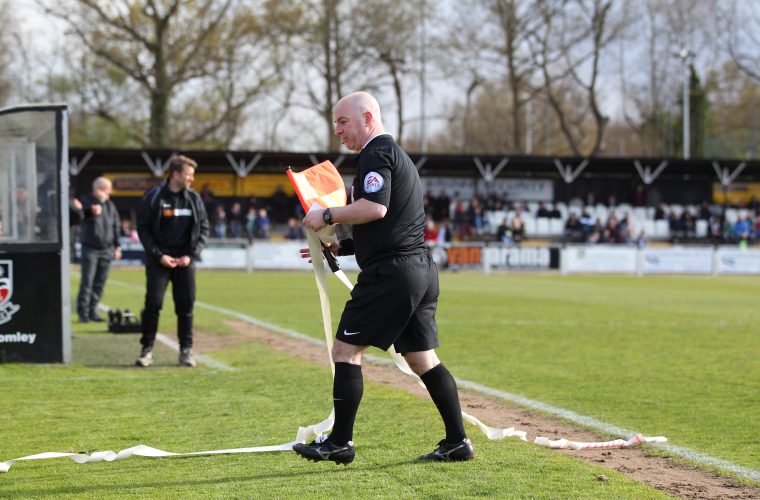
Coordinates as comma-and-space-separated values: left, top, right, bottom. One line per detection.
105, 278, 760, 482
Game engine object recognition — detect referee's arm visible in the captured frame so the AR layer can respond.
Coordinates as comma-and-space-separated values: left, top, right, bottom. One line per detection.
303, 199, 386, 232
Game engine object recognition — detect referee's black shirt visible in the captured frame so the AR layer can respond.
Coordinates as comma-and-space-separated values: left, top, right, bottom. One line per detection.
351, 134, 427, 268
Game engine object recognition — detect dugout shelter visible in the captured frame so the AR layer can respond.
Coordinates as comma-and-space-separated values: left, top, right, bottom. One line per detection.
0, 104, 71, 363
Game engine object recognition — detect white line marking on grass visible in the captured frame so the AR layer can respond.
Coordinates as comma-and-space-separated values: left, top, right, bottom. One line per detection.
95, 295, 235, 372
454, 380, 760, 483
105, 278, 760, 482
153, 333, 235, 372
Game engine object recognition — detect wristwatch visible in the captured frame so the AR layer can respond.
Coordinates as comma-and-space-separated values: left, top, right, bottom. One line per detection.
323, 208, 335, 225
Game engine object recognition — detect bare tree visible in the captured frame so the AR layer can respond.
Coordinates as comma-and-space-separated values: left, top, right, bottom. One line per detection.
436, 1, 541, 153
527, 0, 629, 157
718, 1, 760, 84
39, 0, 294, 148
0, 0, 19, 106
291, 0, 421, 151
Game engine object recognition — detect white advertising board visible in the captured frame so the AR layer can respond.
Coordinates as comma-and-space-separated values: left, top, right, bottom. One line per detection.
642, 247, 713, 274
716, 248, 760, 274
250, 241, 359, 271
422, 176, 553, 202
561, 246, 638, 273
486, 246, 552, 269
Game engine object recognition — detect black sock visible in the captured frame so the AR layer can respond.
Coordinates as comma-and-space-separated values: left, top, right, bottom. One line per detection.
420, 363, 466, 443
329, 362, 363, 445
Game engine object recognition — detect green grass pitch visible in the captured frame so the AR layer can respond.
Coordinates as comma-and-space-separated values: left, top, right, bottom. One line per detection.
1, 267, 758, 497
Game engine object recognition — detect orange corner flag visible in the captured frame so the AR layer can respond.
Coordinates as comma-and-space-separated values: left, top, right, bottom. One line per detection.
287, 161, 347, 213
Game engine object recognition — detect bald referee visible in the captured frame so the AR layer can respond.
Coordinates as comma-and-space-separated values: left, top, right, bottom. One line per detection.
296, 91, 474, 465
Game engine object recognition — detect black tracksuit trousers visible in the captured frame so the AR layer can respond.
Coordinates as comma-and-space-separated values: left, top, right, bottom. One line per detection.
140, 263, 196, 350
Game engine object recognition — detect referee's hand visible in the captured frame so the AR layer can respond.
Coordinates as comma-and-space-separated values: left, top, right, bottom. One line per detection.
300, 241, 338, 263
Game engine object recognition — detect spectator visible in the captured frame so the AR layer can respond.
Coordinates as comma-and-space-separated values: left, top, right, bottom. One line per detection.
635, 230, 648, 248
423, 217, 439, 245
509, 211, 525, 245
285, 216, 305, 240
605, 215, 624, 244
733, 216, 752, 244
630, 184, 646, 207
245, 206, 257, 242
579, 208, 595, 239
536, 201, 551, 218
496, 217, 510, 244
228, 201, 243, 238
698, 201, 712, 220
668, 211, 684, 242
200, 183, 215, 215
564, 212, 584, 242
76, 177, 122, 323
423, 191, 434, 219
213, 205, 227, 238
654, 203, 668, 220
681, 210, 696, 240
437, 217, 453, 245
121, 218, 139, 243
435, 189, 451, 222
468, 196, 485, 234
70, 197, 84, 227
253, 208, 270, 239
584, 191, 596, 207
619, 213, 636, 243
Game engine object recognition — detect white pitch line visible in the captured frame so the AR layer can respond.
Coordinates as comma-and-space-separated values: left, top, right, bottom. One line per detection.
105, 278, 760, 483
96, 293, 235, 372
153, 333, 235, 372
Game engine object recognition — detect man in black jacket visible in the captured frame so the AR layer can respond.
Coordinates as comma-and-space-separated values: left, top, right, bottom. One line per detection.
135, 155, 210, 367
76, 177, 121, 323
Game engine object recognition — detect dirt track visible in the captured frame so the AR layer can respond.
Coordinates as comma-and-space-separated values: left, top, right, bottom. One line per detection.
195, 320, 760, 500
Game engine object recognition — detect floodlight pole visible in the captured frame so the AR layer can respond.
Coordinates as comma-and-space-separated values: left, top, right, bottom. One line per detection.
678, 48, 695, 160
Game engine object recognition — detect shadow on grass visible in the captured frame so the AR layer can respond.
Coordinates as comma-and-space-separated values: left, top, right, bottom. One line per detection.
72, 333, 187, 370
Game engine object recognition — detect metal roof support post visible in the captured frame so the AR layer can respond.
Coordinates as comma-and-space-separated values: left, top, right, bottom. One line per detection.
633, 160, 669, 185
473, 157, 509, 194
415, 156, 428, 171
308, 154, 345, 168
225, 152, 262, 177
712, 161, 747, 187
553, 158, 589, 184
69, 150, 93, 176
141, 151, 176, 177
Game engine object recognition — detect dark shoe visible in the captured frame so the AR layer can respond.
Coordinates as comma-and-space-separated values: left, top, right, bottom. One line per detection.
179, 347, 196, 367
135, 347, 153, 367
419, 438, 475, 462
89, 313, 105, 322
293, 436, 355, 465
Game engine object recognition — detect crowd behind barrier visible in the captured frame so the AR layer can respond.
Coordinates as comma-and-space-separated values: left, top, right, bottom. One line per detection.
421, 190, 760, 247
70, 185, 760, 248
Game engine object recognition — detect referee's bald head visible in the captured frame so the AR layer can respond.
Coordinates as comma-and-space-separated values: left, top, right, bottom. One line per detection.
333, 91, 386, 151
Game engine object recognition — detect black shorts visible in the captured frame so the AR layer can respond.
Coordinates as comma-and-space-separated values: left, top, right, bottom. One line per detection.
336, 252, 439, 353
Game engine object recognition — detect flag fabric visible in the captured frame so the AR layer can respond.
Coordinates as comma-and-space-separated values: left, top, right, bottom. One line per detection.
287, 161, 347, 212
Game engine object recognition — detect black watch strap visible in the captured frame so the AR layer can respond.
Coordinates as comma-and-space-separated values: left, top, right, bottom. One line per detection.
323, 208, 335, 225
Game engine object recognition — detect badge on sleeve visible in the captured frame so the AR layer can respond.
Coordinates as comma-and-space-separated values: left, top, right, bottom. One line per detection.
363, 172, 384, 193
